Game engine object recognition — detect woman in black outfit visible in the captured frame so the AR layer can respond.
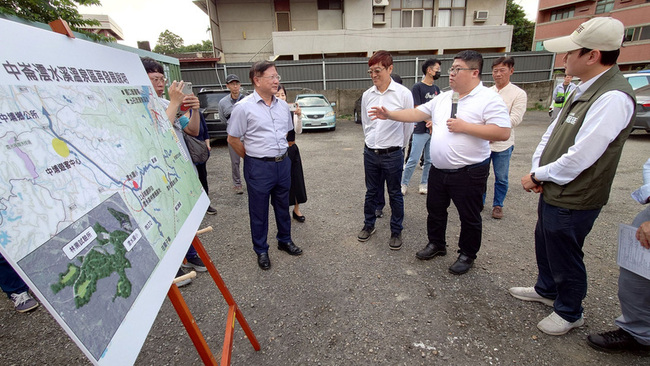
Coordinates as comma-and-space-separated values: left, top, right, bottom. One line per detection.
276, 84, 307, 222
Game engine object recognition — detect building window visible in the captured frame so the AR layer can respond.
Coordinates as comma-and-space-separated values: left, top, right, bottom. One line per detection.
276, 12, 291, 31
317, 0, 342, 10
624, 25, 650, 42
550, 7, 574, 21
390, 0, 434, 28
438, 0, 466, 27
595, 0, 615, 14
535, 41, 545, 51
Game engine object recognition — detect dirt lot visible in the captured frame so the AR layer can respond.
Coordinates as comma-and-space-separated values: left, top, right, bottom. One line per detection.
2, 111, 650, 365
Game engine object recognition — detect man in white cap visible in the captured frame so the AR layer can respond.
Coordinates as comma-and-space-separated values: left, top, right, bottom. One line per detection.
509, 17, 636, 336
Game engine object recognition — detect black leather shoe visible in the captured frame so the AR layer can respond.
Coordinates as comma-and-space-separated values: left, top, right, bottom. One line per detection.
257, 252, 271, 270
292, 210, 306, 223
278, 241, 303, 256
415, 243, 446, 260
587, 328, 650, 354
449, 254, 474, 275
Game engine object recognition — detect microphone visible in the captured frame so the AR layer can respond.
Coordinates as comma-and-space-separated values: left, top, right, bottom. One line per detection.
451, 92, 459, 118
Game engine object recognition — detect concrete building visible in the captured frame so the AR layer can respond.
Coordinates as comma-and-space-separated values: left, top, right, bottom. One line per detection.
533, 0, 650, 71
80, 14, 124, 41
193, 0, 513, 63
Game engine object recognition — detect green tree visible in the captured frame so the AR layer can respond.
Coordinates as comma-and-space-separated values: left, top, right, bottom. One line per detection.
505, 0, 535, 52
0, 0, 113, 42
153, 30, 184, 54
184, 39, 213, 53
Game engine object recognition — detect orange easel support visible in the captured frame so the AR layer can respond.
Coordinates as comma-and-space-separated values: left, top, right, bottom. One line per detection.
49, 18, 75, 38
168, 227, 260, 366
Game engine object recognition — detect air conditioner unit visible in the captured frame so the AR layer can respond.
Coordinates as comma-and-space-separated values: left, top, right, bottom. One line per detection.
373, 0, 389, 7
474, 10, 489, 22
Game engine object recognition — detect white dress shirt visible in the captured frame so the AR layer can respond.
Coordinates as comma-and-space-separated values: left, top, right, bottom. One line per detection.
489, 82, 527, 152
531, 68, 635, 185
417, 83, 511, 169
361, 79, 414, 148
226, 90, 293, 158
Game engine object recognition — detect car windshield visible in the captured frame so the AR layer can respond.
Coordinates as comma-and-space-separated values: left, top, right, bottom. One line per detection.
296, 97, 330, 107
198, 92, 230, 109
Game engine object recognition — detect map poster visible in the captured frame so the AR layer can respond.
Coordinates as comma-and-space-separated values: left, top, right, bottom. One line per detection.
0, 19, 209, 365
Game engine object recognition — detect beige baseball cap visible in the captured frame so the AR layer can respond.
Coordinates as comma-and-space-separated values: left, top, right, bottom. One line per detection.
543, 17, 624, 53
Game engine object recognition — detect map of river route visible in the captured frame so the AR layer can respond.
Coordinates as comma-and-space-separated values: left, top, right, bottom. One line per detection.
0, 83, 203, 359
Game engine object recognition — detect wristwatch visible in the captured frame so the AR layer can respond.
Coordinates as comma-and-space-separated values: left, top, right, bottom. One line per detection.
530, 172, 542, 186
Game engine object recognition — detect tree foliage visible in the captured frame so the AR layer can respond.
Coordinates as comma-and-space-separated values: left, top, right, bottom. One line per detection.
0, 0, 113, 42
505, 0, 535, 52
153, 29, 212, 55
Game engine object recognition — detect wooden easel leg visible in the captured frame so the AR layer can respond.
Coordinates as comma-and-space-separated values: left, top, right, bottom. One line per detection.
167, 284, 218, 365
221, 304, 237, 366
191, 236, 261, 351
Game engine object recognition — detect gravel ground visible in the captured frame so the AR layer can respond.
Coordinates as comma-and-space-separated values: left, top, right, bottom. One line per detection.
2, 110, 650, 365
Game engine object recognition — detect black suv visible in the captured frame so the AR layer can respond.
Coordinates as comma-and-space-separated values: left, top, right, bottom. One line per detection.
197, 89, 232, 139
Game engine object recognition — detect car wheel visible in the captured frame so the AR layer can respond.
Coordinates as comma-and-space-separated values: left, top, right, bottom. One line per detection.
354, 110, 359, 123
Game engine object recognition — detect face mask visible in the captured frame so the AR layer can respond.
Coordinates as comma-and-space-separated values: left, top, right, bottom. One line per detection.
433, 71, 441, 80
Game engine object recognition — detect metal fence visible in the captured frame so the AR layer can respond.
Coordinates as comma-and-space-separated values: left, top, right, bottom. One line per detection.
181, 51, 556, 93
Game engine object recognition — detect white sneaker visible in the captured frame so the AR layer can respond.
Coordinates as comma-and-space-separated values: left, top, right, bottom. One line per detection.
537, 311, 584, 335
418, 184, 427, 194
401, 184, 408, 195
508, 287, 554, 307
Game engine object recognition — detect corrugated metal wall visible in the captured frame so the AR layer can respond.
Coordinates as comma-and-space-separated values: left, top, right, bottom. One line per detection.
181, 51, 556, 94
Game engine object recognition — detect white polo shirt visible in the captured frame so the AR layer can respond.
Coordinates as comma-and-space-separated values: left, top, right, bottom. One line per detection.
417, 82, 510, 170
361, 79, 414, 149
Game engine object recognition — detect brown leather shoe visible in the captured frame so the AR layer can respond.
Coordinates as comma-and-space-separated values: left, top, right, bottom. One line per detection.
492, 206, 503, 219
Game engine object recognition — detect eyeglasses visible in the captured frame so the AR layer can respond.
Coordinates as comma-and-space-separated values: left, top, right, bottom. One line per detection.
149, 77, 167, 84
448, 67, 476, 75
259, 74, 281, 81
367, 67, 386, 75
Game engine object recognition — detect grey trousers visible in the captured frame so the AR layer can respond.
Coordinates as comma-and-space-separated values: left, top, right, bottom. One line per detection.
228, 144, 242, 187
615, 206, 650, 345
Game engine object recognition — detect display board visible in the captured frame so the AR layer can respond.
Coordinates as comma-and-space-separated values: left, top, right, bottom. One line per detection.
0, 19, 209, 365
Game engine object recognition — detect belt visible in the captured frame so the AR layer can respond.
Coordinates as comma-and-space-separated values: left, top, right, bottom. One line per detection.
365, 145, 401, 155
249, 150, 288, 162
435, 158, 490, 173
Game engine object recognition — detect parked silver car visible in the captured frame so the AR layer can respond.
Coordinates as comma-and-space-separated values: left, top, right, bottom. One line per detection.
633, 84, 650, 133
295, 94, 336, 131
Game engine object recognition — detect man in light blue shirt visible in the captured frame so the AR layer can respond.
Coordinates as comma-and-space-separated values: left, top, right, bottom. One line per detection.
227, 61, 303, 270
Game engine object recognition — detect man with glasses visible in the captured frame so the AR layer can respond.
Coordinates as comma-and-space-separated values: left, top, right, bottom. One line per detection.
227, 61, 302, 270
358, 50, 414, 251
486, 56, 527, 219
512, 17, 635, 336
369, 50, 510, 275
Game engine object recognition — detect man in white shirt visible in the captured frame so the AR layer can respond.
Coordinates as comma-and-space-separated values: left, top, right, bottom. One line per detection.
511, 17, 636, 336
358, 50, 414, 251
369, 50, 510, 275
487, 56, 527, 219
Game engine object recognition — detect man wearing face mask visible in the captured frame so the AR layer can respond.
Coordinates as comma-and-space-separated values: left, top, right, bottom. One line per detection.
401, 58, 441, 196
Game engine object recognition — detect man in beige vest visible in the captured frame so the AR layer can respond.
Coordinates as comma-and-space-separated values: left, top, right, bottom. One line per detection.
510, 17, 636, 336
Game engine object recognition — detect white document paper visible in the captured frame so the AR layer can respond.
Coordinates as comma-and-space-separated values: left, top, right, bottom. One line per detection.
618, 224, 650, 280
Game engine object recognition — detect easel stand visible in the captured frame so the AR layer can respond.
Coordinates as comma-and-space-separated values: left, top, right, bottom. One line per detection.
168, 227, 261, 365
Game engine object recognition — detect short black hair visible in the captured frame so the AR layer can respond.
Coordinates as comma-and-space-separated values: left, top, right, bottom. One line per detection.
578, 48, 620, 66
454, 50, 483, 78
141, 57, 164, 75
492, 56, 515, 69
249, 61, 276, 84
421, 58, 441, 75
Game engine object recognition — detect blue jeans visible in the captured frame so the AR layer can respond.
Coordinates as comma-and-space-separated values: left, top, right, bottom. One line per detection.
363, 147, 404, 234
484, 145, 513, 208
534, 197, 601, 322
402, 133, 431, 186
0, 253, 29, 298
426, 159, 489, 259
244, 155, 292, 254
